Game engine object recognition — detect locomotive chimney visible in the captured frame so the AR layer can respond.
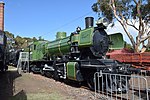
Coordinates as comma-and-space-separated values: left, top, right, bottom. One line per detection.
0, 1, 4, 31
85, 17, 94, 29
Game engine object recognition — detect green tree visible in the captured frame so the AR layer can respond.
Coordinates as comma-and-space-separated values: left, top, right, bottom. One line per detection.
38, 36, 44, 41
4, 31, 47, 49
33, 37, 38, 42
14, 36, 25, 48
4, 31, 14, 38
92, 0, 150, 53
4, 31, 15, 46
124, 41, 133, 50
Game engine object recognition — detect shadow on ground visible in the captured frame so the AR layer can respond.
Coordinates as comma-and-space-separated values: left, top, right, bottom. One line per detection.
0, 68, 27, 100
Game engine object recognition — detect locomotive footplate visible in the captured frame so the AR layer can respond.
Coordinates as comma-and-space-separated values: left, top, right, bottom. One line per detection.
79, 59, 131, 74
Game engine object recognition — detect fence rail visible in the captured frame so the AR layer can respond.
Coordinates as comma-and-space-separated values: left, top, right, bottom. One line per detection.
94, 72, 150, 100
17, 52, 29, 74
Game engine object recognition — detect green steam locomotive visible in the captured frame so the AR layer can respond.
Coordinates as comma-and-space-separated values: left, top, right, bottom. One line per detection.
28, 17, 130, 91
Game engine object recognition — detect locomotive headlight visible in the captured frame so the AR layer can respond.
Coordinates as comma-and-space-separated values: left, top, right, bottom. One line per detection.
96, 17, 109, 27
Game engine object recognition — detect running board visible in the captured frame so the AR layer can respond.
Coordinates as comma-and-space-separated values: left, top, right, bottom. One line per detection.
43, 64, 54, 71
56, 63, 64, 66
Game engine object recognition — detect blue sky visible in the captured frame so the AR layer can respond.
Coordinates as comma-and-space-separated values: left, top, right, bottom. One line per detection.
3, 0, 99, 40
2, 0, 137, 43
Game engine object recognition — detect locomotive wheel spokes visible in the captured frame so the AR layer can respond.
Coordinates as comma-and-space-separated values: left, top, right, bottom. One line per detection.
87, 72, 102, 91
40, 68, 45, 76
117, 76, 129, 93
53, 61, 60, 81
54, 69, 60, 81
106, 75, 129, 93
87, 72, 104, 91
87, 72, 95, 90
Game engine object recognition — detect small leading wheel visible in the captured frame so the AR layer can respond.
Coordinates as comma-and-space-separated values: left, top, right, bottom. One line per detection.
53, 61, 60, 81
87, 72, 100, 90
106, 75, 129, 93
117, 76, 130, 93
40, 68, 45, 76
54, 69, 60, 81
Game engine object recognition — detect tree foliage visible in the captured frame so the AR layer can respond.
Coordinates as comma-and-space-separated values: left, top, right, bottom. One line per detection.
4, 31, 39, 49
5, 31, 14, 38
33, 37, 38, 42
92, 0, 150, 52
38, 36, 44, 41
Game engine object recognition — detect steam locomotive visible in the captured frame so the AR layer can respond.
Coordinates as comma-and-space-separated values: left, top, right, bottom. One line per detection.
28, 17, 132, 91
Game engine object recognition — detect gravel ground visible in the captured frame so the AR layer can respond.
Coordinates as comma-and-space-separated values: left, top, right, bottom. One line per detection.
0, 66, 149, 100
0, 66, 95, 100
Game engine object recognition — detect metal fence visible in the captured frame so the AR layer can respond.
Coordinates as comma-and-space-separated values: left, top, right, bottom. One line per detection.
94, 72, 150, 100
17, 52, 29, 74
